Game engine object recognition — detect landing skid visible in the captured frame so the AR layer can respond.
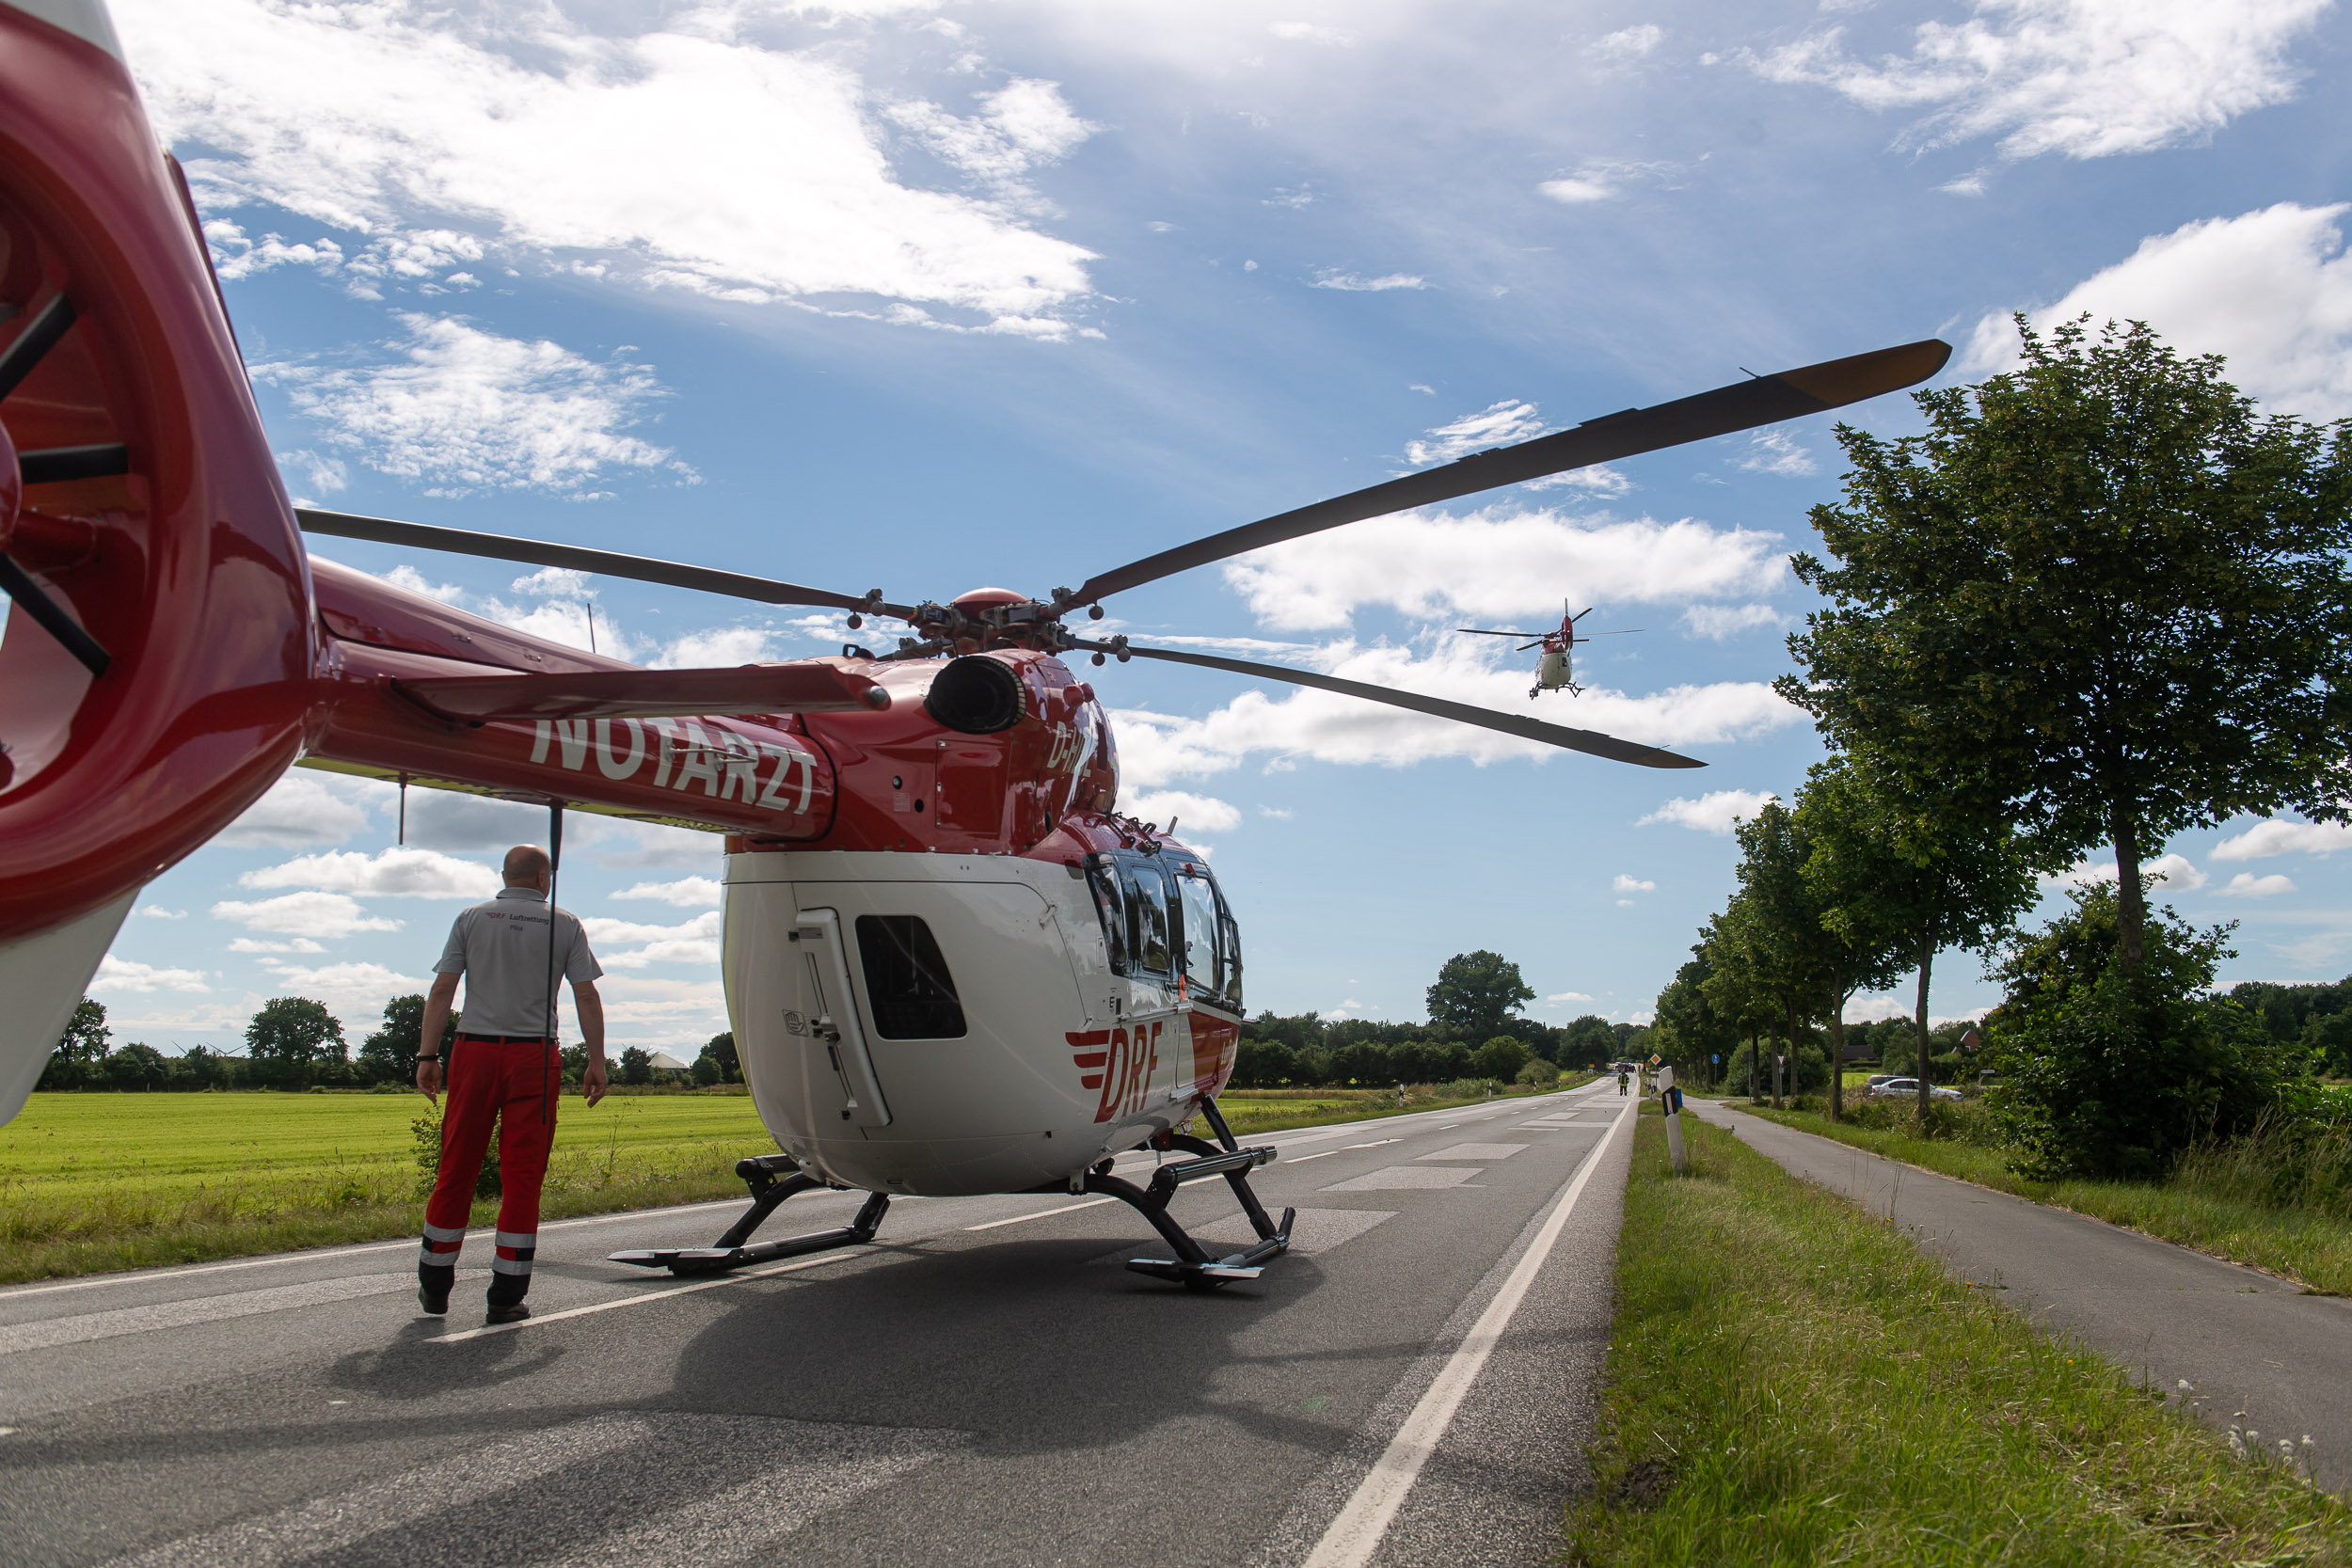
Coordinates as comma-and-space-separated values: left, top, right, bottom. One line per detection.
1089, 1098, 1295, 1291
609, 1154, 889, 1276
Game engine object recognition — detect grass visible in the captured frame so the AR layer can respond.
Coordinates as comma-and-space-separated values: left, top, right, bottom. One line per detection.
1214, 1077, 1587, 1137
0, 1078, 1594, 1284
1740, 1101, 2352, 1296
1565, 1107, 2352, 1566
0, 1089, 771, 1283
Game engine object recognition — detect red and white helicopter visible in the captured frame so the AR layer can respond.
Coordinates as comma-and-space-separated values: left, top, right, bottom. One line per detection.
0, 0, 1949, 1286
1455, 601, 1640, 700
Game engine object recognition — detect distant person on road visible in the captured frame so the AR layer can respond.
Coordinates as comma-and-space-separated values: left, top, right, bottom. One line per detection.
414, 844, 609, 1324
1617, 1070, 1629, 1096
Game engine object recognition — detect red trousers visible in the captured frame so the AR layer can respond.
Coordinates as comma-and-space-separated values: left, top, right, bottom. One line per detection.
420, 1037, 559, 1286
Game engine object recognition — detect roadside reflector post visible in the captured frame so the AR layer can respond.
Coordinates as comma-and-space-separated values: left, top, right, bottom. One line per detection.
1658, 1063, 1687, 1173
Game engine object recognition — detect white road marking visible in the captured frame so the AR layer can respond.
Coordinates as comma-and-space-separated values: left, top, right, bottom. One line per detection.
1321, 1166, 1483, 1193
104, 1416, 648, 1568
1302, 1093, 1634, 1568
1416, 1144, 1528, 1162
536, 1449, 933, 1568
962, 1197, 1119, 1231
435, 1250, 856, 1343
1284, 1149, 1342, 1163
1342, 1139, 1402, 1150
1, 1272, 424, 1355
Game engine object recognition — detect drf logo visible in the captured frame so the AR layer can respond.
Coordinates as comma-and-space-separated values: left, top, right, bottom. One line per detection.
1069, 1022, 1162, 1123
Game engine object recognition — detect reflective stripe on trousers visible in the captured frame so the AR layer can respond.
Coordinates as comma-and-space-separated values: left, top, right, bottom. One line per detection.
421, 1037, 559, 1279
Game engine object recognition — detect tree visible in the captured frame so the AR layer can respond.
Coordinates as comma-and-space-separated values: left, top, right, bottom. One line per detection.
620, 1045, 653, 1085
1561, 1014, 1616, 1066
40, 998, 109, 1089
245, 997, 346, 1085
103, 1043, 168, 1092
1470, 1036, 1531, 1081
1787, 316, 2352, 974
358, 995, 456, 1084
1426, 951, 1534, 1040
1651, 950, 1740, 1091
1698, 903, 1778, 1103
1727, 800, 1834, 1112
1798, 761, 1932, 1121
698, 1031, 740, 1085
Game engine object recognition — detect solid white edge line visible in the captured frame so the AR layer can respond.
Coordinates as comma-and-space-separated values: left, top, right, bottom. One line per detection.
961, 1197, 1119, 1232
1300, 1091, 1635, 1568
434, 1249, 856, 1343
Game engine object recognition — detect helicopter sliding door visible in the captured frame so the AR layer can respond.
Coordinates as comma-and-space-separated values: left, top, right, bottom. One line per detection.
1172, 864, 1243, 1097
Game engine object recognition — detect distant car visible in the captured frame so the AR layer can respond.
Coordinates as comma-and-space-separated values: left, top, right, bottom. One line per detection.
1867, 1077, 1961, 1101
1863, 1074, 1897, 1091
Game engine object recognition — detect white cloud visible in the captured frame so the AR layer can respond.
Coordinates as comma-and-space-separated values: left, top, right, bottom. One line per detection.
2220, 872, 2296, 898
212, 892, 404, 939
239, 847, 499, 899
1733, 429, 1818, 477
229, 937, 328, 954
1681, 603, 1791, 640
1538, 175, 1618, 205
91, 956, 212, 994
254, 959, 426, 1020
380, 563, 465, 604
205, 220, 345, 281
1547, 990, 1595, 1003
2212, 816, 2352, 861
1520, 465, 1633, 499
213, 771, 383, 848
1406, 401, 1549, 467
1220, 505, 1788, 631
2051, 851, 2208, 890
582, 910, 723, 970
1121, 790, 1243, 835
616, 877, 726, 908
1638, 789, 1778, 833
122, 0, 1099, 333
594, 821, 726, 871
256, 314, 689, 498
1753, 0, 2330, 162
137, 905, 187, 920
1258, 805, 1295, 820
1613, 875, 1656, 893
1111, 641, 1793, 787
1585, 24, 1663, 65
1962, 204, 2352, 420
1311, 270, 1428, 292
1270, 21, 1355, 46
1536, 159, 1674, 205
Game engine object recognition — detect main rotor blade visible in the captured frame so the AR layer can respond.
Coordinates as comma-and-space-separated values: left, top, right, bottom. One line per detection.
1454, 627, 1539, 637
296, 509, 916, 620
1114, 641, 1704, 769
1067, 339, 1949, 607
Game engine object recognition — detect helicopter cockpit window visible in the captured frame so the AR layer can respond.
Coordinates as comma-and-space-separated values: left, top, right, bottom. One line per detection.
1217, 895, 1244, 1011
1176, 871, 1218, 999
1086, 860, 1130, 975
1120, 859, 1173, 977
853, 915, 967, 1039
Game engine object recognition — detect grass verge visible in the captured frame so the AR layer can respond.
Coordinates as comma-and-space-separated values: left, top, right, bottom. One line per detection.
1740, 1102, 2352, 1296
1565, 1109, 2351, 1566
1214, 1078, 1587, 1137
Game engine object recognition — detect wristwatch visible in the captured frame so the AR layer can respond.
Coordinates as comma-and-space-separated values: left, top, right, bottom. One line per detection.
415, 1054, 441, 1065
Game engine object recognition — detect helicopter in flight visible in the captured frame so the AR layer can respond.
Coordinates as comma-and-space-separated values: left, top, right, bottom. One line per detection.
0, 0, 1950, 1288
1455, 601, 1640, 700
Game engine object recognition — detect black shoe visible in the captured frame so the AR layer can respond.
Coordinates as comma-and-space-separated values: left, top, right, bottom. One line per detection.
485, 1301, 531, 1325
417, 1265, 453, 1316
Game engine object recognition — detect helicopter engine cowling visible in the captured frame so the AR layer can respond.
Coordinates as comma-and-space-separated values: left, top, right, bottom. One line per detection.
0, 2, 315, 1117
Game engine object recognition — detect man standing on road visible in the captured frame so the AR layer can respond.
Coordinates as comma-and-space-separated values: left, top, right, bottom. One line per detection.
414, 845, 609, 1323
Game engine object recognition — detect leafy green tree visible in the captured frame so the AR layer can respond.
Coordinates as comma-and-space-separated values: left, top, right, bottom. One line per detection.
1651, 950, 1740, 1091
1470, 1036, 1531, 1081
1699, 902, 1778, 1103
691, 1053, 723, 1086
1726, 800, 1834, 1111
1561, 1014, 1617, 1066
39, 998, 109, 1089
1786, 316, 2352, 974
619, 1045, 653, 1085
1799, 761, 1935, 1121
1426, 951, 1534, 1040
698, 1031, 740, 1085
1514, 1057, 1559, 1087
358, 994, 456, 1084
1988, 884, 2294, 1178
246, 997, 346, 1066
103, 1043, 168, 1092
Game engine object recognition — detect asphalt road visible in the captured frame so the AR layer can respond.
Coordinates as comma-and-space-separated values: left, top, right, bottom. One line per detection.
0, 1081, 1638, 1568
1687, 1096, 2352, 1492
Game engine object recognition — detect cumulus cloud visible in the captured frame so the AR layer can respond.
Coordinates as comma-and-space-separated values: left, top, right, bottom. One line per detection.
1548, 990, 1595, 1003
212, 892, 404, 939
256, 314, 690, 498
213, 771, 384, 848
121, 0, 1099, 333
1311, 270, 1428, 291
1536, 159, 1675, 205
253, 959, 426, 1022
137, 905, 187, 920
1681, 603, 1791, 640
1585, 24, 1663, 65
2211, 815, 2352, 861
1962, 204, 2352, 420
229, 937, 328, 954
1220, 505, 1788, 631
1638, 789, 1778, 833
2050, 851, 2208, 890
1270, 20, 1355, 46
2220, 872, 2296, 898
1110, 641, 1793, 788
91, 956, 212, 994
239, 847, 499, 899
1733, 429, 1818, 477
1753, 0, 2330, 162
1613, 874, 1656, 893
616, 877, 726, 908
1121, 790, 1243, 835
1406, 401, 1549, 467
582, 910, 723, 970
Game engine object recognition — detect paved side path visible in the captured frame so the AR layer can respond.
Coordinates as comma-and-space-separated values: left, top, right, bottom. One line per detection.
1685, 1097, 2352, 1492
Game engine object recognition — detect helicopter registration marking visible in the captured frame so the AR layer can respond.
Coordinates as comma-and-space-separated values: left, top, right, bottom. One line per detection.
530, 718, 816, 813
1068, 1022, 1165, 1123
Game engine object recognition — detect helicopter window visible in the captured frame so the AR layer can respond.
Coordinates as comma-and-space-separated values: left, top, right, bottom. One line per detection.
1217, 897, 1244, 1011
853, 915, 967, 1039
1176, 872, 1218, 999
1087, 860, 1130, 975
1120, 859, 1173, 976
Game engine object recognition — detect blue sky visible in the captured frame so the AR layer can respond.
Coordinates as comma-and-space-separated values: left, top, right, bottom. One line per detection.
78, 0, 2352, 1052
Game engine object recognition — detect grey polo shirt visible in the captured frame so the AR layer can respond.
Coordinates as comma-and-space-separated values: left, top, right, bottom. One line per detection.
433, 887, 603, 1037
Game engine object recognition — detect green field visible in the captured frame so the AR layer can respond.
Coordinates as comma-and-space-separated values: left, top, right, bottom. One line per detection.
0, 1089, 771, 1283
1566, 1107, 2350, 1566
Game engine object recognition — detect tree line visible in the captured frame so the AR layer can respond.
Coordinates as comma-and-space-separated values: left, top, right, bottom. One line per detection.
1643, 317, 2352, 1178
39, 997, 742, 1092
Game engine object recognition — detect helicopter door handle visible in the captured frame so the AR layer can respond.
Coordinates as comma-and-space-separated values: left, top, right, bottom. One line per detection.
794, 910, 892, 1130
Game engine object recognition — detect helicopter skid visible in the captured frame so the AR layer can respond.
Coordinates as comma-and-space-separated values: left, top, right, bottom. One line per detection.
1086, 1125, 1295, 1290
610, 1160, 891, 1276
